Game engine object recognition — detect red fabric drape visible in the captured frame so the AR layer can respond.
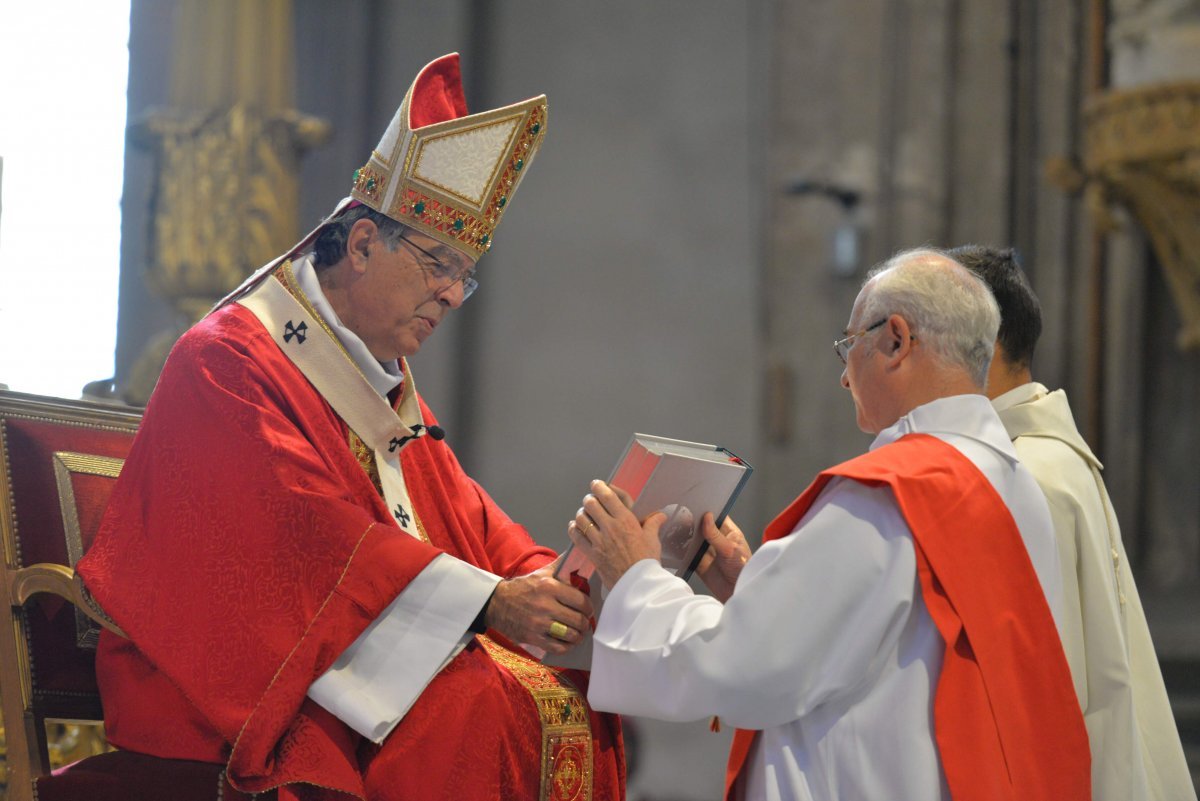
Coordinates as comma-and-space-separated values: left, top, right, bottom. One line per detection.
80, 298, 623, 799
725, 434, 1088, 801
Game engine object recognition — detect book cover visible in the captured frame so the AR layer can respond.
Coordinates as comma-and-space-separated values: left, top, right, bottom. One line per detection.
557, 433, 753, 585
537, 434, 752, 667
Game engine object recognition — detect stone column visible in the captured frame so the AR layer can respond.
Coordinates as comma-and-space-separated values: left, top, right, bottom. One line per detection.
114, 0, 329, 405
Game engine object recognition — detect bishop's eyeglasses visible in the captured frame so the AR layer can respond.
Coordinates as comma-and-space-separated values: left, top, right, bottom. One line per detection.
396, 234, 479, 300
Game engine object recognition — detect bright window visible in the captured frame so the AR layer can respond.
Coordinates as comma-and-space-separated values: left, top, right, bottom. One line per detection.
0, 2, 131, 398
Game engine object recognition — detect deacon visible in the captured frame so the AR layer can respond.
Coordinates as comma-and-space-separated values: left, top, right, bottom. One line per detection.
568, 249, 1090, 801
951, 244, 1196, 801
79, 54, 623, 801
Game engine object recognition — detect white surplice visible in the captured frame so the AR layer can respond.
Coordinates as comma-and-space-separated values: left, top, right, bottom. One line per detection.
588, 394, 1064, 801
994, 382, 1196, 801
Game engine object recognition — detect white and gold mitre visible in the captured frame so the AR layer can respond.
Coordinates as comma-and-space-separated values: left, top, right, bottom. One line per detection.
349, 53, 547, 262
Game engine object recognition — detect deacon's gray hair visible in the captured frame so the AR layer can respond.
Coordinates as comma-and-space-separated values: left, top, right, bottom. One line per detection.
859, 247, 1000, 387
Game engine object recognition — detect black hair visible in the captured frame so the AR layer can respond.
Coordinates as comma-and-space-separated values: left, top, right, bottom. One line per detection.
946, 245, 1042, 369
311, 204, 408, 268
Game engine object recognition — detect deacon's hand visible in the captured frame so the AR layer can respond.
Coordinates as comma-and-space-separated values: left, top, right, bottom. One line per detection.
568, 479, 666, 589
486, 561, 594, 655
694, 513, 750, 602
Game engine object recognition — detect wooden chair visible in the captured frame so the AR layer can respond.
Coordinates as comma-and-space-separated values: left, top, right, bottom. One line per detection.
0, 390, 265, 801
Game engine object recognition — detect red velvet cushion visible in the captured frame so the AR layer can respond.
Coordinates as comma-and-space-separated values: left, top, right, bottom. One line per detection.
3, 416, 134, 565
35, 750, 275, 801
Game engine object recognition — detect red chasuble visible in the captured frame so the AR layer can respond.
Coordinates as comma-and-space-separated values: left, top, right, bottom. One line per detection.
78, 298, 624, 801
725, 433, 1088, 801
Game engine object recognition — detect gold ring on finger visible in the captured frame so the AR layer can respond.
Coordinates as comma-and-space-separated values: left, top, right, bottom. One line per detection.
548, 620, 570, 640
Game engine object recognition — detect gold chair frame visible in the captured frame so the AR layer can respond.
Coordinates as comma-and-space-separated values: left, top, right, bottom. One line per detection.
0, 390, 139, 801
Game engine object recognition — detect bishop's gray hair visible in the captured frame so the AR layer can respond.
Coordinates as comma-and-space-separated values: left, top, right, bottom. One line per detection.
858, 247, 1000, 387
311, 204, 411, 268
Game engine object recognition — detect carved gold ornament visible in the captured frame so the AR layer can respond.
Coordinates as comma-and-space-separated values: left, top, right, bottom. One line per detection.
1048, 81, 1200, 350
121, 105, 330, 404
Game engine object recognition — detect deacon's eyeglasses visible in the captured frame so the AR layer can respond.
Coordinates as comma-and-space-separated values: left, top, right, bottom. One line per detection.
833, 317, 888, 364
396, 234, 479, 301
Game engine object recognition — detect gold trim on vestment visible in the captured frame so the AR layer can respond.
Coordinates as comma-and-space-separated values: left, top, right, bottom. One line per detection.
51, 452, 124, 648
274, 260, 355, 370
478, 635, 593, 801
273, 261, 430, 545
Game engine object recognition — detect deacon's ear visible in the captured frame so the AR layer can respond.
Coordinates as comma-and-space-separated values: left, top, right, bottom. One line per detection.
887, 318, 903, 351
884, 316, 915, 360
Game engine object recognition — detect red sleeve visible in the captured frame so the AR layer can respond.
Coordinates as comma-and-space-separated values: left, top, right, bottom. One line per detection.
407, 395, 557, 578
465, 470, 557, 576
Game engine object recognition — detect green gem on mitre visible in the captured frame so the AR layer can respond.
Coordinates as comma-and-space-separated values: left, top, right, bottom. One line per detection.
514, 158, 524, 172
413, 201, 425, 215
453, 218, 465, 231
530, 122, 541, 135
365, 177, 377, 191
353, 168, 361, 184
480, 234, 489, 245
497, 196, 507, 208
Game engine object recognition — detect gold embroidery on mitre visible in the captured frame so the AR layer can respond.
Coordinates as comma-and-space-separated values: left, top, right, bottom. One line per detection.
351, 164, 386, 206
413, 115, 523, 206
350, 53, 549, 262
478, 636, 593, 801
386, 103, 546, 258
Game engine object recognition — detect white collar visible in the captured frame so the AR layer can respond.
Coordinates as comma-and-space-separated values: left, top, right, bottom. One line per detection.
990, 381, 1047, 413
292, 253, 404, 398
871, 393, 1019, 461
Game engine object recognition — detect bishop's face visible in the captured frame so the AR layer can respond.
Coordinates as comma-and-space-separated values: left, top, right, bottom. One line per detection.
341, 228, 474, 361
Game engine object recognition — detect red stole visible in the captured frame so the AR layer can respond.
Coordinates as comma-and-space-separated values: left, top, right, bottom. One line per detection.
725, 434, 1088, 801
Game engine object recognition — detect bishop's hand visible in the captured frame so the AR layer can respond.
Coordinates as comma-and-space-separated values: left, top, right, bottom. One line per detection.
485, 562, 594, 655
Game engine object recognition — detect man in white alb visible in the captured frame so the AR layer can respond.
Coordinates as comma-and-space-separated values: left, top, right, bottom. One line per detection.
567, 249, 1091, 801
